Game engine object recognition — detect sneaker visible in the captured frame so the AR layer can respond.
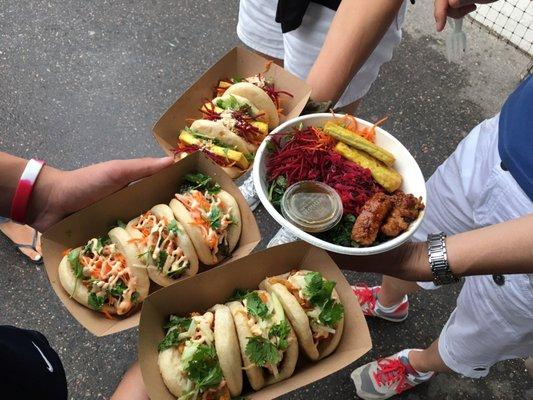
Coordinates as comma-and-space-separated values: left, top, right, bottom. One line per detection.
351, 349, 434, 400
352, 284, 408, 322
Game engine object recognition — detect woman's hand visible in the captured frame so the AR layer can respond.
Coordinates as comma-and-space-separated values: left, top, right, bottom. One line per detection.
434, 0, 498, 32
27, 157, 173, 232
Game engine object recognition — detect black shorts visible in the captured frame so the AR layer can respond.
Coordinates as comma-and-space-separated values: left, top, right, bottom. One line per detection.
0, 325, 67, 399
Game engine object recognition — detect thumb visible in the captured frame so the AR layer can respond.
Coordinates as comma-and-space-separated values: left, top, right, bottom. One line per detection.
109, 156, 174, 186
434, 0, 448, 32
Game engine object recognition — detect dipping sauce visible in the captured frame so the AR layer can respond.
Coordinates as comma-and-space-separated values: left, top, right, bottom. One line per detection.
281, 181, 343, 233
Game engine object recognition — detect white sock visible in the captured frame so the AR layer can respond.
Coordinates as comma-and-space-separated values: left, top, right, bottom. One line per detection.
375, 295, 408, 312
405, 349, 434, 379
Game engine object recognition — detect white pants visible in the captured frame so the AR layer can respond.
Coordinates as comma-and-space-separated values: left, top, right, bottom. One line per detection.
236, 0, 407, 108
413, 114, 533, 378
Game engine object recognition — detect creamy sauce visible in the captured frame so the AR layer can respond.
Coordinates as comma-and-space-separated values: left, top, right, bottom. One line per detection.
133, 212, 190, 278
175, 190, 233, 257
79, 240, 137, 315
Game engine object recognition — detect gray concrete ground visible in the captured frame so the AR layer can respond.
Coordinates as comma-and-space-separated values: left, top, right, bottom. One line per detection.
0, 1, 531, 399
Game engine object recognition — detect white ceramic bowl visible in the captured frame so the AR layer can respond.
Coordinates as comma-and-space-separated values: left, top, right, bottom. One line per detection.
252, 113, 426, 255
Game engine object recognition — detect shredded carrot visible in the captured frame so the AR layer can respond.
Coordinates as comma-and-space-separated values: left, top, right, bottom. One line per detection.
62, 248, 72, 256
208, 235, 217, 248
101, 308, 115, 320
193, 191, 211, 211
262, 61, 273, 74
258, 291, 269, 303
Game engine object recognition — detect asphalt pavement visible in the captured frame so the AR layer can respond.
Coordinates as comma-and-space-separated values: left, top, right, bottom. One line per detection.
0, 1, 531, 399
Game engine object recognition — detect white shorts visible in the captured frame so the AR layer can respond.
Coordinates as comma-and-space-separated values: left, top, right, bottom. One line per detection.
412, 114, 533, 378
236, 0, 407, 107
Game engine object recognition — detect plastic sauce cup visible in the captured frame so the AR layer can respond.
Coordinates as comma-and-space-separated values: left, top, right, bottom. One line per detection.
281, 181, 343, 233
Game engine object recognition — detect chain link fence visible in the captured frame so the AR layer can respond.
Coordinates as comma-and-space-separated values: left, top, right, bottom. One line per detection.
467, 0, 532, 73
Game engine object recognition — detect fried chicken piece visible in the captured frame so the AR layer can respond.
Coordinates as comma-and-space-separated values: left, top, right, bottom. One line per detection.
351, 192, 393, 246
380, 191, 425, 237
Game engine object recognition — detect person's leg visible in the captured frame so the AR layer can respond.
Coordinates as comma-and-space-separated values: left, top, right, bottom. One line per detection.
409, 339, 452, 374
111, 362, 148, 400
0, 219, 42, 263
378, 276, 420, 307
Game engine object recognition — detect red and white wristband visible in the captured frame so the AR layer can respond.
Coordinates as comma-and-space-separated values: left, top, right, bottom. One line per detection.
10, 159, 46, 224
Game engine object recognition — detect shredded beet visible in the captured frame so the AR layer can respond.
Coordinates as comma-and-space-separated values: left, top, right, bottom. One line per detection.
173, 143, 235, 168
266, 127, 381, 215
262, 83, 294, 109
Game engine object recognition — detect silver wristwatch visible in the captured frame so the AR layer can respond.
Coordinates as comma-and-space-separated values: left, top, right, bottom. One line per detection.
427, 232, 459, 286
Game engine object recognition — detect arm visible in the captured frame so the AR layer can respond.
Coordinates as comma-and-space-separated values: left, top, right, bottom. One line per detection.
306, 0, 404, 104
0, 151, 173, 232
331, 214, 533, 281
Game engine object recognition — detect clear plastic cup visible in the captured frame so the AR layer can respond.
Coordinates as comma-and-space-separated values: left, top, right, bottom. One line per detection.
280, 181, 343, 233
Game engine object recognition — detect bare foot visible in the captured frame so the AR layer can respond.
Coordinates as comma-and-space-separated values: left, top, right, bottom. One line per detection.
0, 220, 42, 263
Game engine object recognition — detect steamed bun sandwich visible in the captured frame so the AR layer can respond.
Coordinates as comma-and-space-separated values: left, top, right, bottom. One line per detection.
175, 73, 292, 178
58, 227, 150, 316
158, 306, 243, 399
260, 270, 344, 360
227, 290, 298, 390
170, 173, 242, 266
125, 204, 199, 287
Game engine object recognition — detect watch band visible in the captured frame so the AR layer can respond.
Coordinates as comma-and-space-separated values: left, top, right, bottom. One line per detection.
10, 159, 46, 223
427, 232, 459, 286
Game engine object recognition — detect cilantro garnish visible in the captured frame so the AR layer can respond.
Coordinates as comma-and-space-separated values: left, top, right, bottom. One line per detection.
215, 95, 252, 115
157, 250, 168, 271
137, 247, 153, 260
185, 344, 223, 391
158, 316, 192, 351
245, 336, 281, 367
68, 249, 83, 279
183, 172, 222, 194
319, 299, 344, 327
318, 214, 358, 247
164, 315, 193, 330
268, 175, 287, 209
167, 220, 180, 235
108, 280, 127, 298
215, 95, 241, 110
131, 291, 140, 303
231, 76, 244, 83
88, 293, 105, 311
268, 320, 291, 351
117, 220, 127, 229
228, 288, 251, 302
245, 292, 271, 320
207, 205, 221, 230
303, 272, 344, 327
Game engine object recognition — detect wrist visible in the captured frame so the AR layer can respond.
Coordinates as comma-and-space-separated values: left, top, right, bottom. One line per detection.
25, 165, 65, 230
397, 241, 433, 281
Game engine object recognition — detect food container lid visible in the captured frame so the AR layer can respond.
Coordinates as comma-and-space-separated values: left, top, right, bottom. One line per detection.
281, 181, 343, 233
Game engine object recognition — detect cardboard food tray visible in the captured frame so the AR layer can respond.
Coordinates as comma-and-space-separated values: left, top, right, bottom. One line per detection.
152, 46, 312, 160
139, 241, 372, 400
41, 152, 261, 337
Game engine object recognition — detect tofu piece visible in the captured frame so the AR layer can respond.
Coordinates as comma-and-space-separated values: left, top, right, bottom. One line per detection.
324, 122, 395, 166
179, 130, 250, 169
335, 142, 402, 193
